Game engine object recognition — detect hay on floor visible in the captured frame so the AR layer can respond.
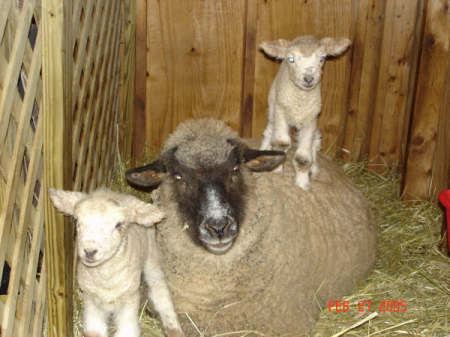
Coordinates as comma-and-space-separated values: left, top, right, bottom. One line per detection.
73, 157, 449, 337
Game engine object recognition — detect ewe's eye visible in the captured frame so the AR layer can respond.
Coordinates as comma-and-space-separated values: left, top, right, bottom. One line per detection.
233, 164, 240, 172
115, 222, 122, 229
173, 173, 182, 181
320, 55, 326, 62
288, 56, 295, 63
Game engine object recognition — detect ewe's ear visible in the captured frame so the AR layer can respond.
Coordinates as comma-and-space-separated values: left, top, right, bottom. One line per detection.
125, 160, 166, 189
243, 149, 286, 172
260, 39, 290, 59
320, 37, 351, 56
48, 188, 87, 216
126, 196, 165, 227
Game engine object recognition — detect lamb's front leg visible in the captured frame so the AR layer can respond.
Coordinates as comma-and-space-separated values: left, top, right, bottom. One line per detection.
113, 292, 140, 337
268, 109, 290, 173
83, 296, 108, 337
293, 121, 317, 190
144, 250, 184, 337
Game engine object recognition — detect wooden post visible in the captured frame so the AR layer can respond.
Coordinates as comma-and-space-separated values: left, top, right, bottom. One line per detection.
403, 0, 450, 200
42, 0, 74, 336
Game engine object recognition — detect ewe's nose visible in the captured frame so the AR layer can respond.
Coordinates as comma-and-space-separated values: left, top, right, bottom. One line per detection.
303, 75, 314, 85
84, 248, 98, 260
205, 219, 232, 239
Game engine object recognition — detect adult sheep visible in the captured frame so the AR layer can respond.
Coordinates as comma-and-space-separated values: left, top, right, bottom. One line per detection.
126, 118, 376, 336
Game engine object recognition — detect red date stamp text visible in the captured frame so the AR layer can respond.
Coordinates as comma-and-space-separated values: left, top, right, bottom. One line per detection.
328, 300, 407, 312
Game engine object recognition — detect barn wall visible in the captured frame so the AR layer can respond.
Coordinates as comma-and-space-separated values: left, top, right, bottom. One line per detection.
135, 0, 449, 199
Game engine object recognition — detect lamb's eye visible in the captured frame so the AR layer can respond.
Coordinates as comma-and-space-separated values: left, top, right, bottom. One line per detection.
173, 173, 182, 181
115, 222, 122, 229
320, 55, 326, 62
233, 164, 240, 172
288, 56, 295, 63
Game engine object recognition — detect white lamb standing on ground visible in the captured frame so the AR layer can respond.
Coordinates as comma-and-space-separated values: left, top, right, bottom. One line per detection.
260, 35, 351, 190
49, 188, 184, 337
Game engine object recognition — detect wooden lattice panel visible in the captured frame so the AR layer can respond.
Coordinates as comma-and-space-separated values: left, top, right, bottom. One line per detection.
0, 1, 47, 337
72, 0, 121, 192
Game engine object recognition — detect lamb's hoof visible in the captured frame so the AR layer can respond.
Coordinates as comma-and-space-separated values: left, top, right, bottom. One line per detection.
295, 175, 311, 191
166, 328, 185, 337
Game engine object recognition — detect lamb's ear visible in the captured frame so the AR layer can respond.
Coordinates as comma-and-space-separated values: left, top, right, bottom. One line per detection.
243, 149, 286, 172
320, 37, 351, 56
260, 39, 290, 59
48, 188, 87, 216
125, 160, 167, 188
126, 196, 165, 227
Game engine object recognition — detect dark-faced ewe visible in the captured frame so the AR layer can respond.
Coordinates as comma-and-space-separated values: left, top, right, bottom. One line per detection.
126, 118, 376, 336
49, 188, 184, 337
260, 35, 351, 191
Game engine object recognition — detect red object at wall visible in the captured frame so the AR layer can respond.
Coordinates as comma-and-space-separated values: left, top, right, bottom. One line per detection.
438, 190, 450, 253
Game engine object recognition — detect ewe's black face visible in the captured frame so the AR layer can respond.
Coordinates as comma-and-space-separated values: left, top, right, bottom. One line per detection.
125, 140, 286, 255
167, 147, 246, 254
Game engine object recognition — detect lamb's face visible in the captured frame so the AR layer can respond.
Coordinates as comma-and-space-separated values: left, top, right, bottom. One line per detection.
260, 35, 351, 91
74, 198, 127, 267
285, 46, 326, 91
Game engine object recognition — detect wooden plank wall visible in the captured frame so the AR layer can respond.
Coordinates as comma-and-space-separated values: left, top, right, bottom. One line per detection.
120, 0, 137, 162
0, 1, 47, 336
135, 0, 449, 199
403, 0, 450, 200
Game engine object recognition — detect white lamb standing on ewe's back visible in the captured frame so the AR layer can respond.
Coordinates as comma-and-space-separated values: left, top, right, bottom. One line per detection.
260, 35, 351, 190
49, 188, 184, 337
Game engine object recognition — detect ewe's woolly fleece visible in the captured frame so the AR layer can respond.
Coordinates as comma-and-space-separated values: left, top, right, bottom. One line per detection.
154, 137, 377, 336
161, 118, 238, 169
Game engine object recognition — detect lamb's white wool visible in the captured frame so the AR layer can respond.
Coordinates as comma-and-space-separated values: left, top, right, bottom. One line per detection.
49, 188, 184, 337
260, 35, 351, 190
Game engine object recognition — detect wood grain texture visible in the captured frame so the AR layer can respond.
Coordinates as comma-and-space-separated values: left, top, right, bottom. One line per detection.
119, 0, 136, 162
134, 0, 147, 160
42, 1, 74, 337
403, 0, 450, 199
240, 0, 258, 138
313, 0, 354, 155
369, 0, 422, 170
145, 0, 245, 151
342, 0, 386, 161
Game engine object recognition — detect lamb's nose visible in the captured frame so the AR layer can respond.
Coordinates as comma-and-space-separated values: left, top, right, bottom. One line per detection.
84, 249, 98, 259
303, 75, 314, 84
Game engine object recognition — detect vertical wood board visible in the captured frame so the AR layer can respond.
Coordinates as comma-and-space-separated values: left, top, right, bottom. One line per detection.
145, 0, 246, 151
403, 0, 450, 199
42, 1, 74, 337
